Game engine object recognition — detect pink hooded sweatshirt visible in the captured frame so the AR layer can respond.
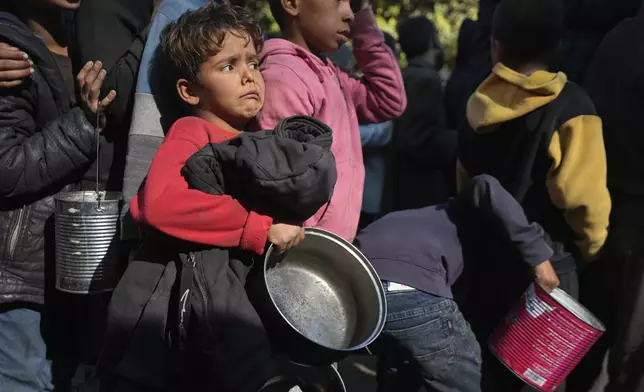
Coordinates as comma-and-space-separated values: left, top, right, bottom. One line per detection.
253, 8, 406, 242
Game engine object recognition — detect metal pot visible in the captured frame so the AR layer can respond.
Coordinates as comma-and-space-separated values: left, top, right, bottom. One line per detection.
251, 228, 386, 366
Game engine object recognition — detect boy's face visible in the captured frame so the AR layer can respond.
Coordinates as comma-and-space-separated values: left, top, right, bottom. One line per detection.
179, 32, 265, 131
295, 0, 354, 53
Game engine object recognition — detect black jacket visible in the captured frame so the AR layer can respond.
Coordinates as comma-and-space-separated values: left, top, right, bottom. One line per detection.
0, 13, 96, 305
182, 115, 336, 223
383, 57, 456, 212
102, 116, 336, 391
71, 0, 153, 191
584, 15, 644, 223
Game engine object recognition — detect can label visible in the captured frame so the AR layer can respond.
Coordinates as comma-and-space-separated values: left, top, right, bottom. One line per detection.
523, 368, 547, 387
489, 283, 604, 391
525, 285, 555, 318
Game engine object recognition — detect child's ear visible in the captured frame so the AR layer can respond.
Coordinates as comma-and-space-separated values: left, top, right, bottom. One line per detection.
177, 79, 200, 106
282, 0, 300, 18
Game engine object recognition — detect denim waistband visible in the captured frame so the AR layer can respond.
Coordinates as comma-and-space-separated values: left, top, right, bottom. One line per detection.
384, 290, 455, 323
382, 281, 416, 292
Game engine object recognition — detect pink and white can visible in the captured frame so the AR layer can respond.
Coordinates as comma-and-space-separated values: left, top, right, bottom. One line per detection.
489, 283, 605, 391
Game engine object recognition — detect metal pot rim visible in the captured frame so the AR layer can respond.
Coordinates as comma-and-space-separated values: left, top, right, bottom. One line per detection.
263, 227, 387, 352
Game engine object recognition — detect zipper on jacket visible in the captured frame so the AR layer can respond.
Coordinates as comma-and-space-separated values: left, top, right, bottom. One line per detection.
7, 207, 25, 260
193, 253, 215, 338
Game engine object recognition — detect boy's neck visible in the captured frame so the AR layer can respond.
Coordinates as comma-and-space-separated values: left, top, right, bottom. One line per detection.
505, 61, 547, 77
17, 7, 68, 56
197, 110, 244, 135
280, 26, 315, 54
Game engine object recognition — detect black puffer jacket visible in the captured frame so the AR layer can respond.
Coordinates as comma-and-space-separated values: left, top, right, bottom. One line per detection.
0, 13, 96, 305
182, 115, 336, 223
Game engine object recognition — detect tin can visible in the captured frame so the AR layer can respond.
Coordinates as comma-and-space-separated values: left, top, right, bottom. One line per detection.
55, 191, 122, 294
489, 283, 605, 391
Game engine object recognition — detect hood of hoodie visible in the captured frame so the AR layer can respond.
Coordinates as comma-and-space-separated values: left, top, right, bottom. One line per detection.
466, 62, 567, 132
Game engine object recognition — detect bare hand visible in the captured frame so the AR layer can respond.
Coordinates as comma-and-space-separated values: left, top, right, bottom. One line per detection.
76, 60, 117, 131
268, 224, 305, 253
534, 260, 560, 293
0, 43, 33, 88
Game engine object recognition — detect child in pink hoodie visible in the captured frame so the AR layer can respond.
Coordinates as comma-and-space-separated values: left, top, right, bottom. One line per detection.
255, 0, 406, 242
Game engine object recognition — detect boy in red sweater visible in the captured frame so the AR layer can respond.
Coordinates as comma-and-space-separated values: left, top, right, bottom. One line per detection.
129, 3, 304, 255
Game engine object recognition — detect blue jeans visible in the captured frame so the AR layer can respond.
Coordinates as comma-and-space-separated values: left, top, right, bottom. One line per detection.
0, 308, 54, 392
373, 290, 482, 392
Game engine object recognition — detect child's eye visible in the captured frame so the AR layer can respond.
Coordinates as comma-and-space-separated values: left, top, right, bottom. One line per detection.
221, 64, 233, 72
249, 62, 259, 70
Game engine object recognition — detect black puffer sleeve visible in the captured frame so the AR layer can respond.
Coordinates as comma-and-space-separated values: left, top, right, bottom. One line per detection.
0, 91, 96, 198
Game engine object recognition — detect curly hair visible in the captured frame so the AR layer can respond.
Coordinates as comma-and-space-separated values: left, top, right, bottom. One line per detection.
159, 3, 264, 84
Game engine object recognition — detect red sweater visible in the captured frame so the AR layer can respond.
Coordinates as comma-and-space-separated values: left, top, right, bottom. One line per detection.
129, 116, 273, 255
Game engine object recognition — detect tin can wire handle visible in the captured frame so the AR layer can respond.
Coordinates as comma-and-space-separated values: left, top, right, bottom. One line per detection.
95, 108, 104, 211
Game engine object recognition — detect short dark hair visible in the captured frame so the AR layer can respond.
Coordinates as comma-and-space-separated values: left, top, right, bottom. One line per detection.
398, 16, 437, 59
492, 0, 564, 66
159, 3, 264, 84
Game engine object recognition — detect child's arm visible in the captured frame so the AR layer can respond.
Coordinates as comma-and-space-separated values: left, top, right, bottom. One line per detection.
455, 175, 554, 268
335, 8, 406, 124
130, 119, 273, 255
546, 113, 611, 261
360, 121, 392, 148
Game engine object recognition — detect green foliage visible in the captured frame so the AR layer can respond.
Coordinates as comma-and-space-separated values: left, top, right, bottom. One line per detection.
245, 1, 280, 35
430, 0, 478, 70
248, 0, 478, 70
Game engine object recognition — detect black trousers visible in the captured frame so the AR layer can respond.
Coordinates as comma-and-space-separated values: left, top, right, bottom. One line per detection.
568, 222, 644, 392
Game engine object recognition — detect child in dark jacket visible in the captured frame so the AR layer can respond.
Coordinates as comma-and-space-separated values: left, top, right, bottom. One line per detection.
579, 6, 644, 390
0, 2, 115, 390
384, 16, 455, 212
356, 174, 558, 392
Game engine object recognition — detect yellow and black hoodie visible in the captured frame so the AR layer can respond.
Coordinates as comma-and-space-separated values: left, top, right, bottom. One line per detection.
457, 63, 611, 263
